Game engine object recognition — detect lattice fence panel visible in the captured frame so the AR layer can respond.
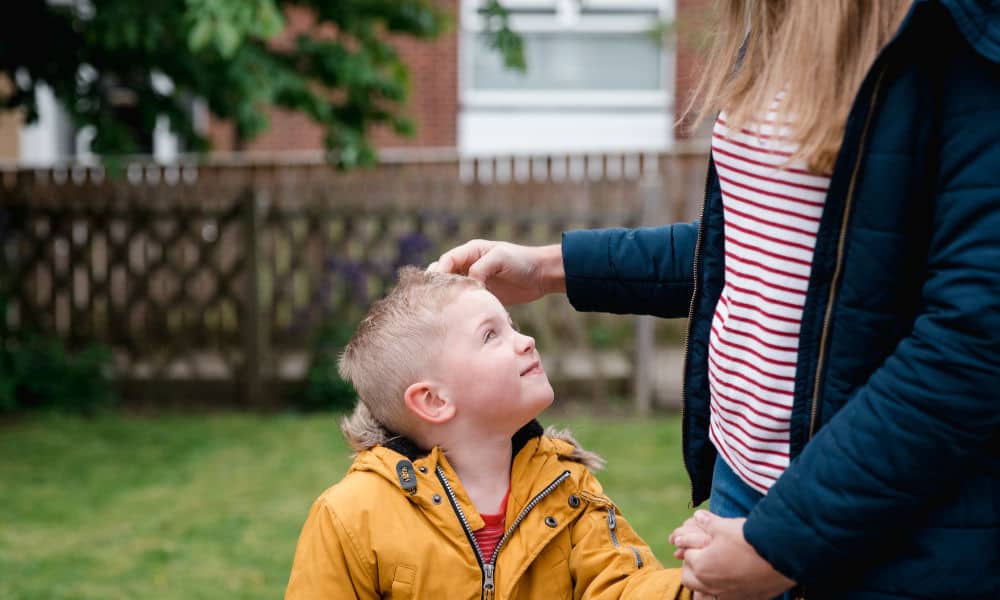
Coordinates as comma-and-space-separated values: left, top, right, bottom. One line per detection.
1, 152, 707, 405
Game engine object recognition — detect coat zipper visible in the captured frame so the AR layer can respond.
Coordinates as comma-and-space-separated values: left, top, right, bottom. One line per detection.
795, 62, 890, 600
680, 162, 712, 505
436, 467, 571, 600
808, 66, 889, 439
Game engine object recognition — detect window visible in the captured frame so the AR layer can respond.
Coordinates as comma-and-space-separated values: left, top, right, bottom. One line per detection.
462, 0, 672, 107
459, 0, 675, 155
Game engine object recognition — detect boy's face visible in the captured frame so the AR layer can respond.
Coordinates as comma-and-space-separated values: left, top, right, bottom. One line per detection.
433, 288, 554, 433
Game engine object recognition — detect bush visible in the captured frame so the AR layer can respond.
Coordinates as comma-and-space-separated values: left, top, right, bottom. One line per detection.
293, 319, 358, 412
0, 335, 117, 415
0, 292, 116, 414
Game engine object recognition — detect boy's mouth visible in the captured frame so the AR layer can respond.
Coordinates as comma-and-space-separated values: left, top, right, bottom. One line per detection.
520, 361, 543, 376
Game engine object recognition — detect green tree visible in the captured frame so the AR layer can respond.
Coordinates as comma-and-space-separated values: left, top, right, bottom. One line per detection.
0, 0, 522, 167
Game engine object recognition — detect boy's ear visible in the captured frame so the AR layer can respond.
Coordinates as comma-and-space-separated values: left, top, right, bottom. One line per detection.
403, 381, 455, 425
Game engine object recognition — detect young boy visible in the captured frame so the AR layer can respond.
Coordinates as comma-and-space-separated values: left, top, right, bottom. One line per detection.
285, 267, 692, 599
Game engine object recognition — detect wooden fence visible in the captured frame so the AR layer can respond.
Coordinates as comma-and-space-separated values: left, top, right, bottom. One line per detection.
0, 149, 708, 410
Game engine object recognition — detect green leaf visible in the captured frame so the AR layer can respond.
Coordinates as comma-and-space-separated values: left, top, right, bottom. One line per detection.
215, 21, 240, 57
188, 18, 213, 51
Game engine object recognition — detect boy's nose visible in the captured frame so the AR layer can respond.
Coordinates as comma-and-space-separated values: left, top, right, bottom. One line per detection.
516, 331, 535, 353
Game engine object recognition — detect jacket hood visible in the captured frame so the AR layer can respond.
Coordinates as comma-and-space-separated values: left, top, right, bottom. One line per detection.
938, 0, 1000, 62
350, 419, 605, 494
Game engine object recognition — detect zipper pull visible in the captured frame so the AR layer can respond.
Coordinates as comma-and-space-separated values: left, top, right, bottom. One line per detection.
607, 507, 620, 547
482, 563, 495, 600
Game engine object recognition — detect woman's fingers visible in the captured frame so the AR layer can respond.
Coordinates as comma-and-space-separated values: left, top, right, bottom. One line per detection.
429, 239, 495, 275
681, 560, 718, 596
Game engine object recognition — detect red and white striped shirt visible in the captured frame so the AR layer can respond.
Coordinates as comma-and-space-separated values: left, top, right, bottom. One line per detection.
707, 112, 830, 493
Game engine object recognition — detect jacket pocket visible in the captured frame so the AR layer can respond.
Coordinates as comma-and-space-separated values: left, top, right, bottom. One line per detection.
579, 491, 645, 570
390, 564, 416, 599
604, 506, 644, 569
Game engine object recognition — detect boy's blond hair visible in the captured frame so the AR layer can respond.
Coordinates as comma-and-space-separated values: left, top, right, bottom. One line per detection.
339, 266, 483, 451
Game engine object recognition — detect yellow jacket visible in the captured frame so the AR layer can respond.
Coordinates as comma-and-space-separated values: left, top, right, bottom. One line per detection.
285, 422, 689, 599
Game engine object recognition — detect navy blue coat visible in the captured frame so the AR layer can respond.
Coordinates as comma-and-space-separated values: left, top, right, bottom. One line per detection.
562, 1, 1000, 597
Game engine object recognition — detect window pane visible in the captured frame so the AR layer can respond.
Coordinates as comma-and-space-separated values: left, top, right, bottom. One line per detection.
471, 32, 662, 91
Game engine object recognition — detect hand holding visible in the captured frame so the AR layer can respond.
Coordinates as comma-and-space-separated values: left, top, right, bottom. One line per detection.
681, 511, 795, 600
670, 515, 712, 560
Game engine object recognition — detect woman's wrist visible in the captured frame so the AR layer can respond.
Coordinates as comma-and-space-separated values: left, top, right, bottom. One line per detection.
537, 244, 566, 295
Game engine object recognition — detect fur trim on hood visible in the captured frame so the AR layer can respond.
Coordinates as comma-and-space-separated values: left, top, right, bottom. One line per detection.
341, 403, 604, 470
544, 426, 606, 471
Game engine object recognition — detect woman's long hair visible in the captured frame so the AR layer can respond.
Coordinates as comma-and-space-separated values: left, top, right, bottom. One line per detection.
683, 0, 910, 174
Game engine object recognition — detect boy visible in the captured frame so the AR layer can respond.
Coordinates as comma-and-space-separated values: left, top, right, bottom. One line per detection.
285, 267, 692, 599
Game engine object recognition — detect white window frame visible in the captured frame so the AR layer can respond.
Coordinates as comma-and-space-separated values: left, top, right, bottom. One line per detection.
460, 0, 675, 110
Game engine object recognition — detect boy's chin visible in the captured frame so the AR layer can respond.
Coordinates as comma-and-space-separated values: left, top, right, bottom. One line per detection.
531, 389, 555, 415
505, 393, 554, 433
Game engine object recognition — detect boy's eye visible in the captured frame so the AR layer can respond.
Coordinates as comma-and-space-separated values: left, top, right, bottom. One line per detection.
484, 329, 497, 343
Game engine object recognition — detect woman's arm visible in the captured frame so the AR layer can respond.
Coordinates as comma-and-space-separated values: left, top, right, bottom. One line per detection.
563, 223, 699, 317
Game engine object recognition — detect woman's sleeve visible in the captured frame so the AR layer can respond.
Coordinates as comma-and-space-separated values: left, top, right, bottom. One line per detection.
562, 223, 699, 318
284, 498, 378, 600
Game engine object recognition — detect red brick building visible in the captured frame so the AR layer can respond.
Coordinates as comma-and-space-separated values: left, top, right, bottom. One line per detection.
1, 0, 710, 164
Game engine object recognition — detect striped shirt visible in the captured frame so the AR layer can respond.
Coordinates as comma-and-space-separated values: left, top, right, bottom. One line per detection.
707, 111, 831, 493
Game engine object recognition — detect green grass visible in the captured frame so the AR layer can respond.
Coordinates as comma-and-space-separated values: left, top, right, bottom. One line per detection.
0, 413, 695, 599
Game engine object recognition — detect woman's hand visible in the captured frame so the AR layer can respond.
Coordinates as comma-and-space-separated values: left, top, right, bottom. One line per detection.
428, 240, 565, 305
678, 511, 796, 600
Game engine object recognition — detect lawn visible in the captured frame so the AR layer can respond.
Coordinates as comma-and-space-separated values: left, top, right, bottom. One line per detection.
0, 412, 696, 599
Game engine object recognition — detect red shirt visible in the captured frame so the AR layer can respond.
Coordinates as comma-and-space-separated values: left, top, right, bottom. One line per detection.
473, 488, 510, 562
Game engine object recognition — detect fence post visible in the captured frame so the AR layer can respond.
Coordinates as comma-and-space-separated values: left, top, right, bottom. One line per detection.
242, 188, 268, 408
633, 171, 662, 416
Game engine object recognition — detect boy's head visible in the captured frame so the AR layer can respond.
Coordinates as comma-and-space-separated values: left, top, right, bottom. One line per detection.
339, 267, 553, 449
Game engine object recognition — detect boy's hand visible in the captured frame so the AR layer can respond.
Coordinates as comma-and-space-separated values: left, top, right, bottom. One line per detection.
670, 515, 712, 560
680, 511, 796, 600
428, 240, 565, 305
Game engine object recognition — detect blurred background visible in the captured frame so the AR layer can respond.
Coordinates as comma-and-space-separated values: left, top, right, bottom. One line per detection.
1, 0, 713, 597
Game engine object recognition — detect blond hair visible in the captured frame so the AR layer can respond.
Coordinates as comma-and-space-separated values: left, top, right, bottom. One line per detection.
684, 0, 910, 174
338, 267, 484, 451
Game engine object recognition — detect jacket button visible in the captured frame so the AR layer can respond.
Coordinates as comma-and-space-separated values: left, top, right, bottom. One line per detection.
418, 466, 428, 473
568, 495, 580, 508
432, 494, 442, 504
544, 516, 558, 528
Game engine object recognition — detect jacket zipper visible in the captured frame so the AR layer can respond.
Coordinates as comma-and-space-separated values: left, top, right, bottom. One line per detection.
795, 63, 890, 600
680, 161, 712, 505
808, 66, 889, 439
606, 506, 644, 568
436, 467, 571, 600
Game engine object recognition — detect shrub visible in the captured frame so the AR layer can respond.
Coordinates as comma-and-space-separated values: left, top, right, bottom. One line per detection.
0, 334, 116, 415
293, 319, 358, 412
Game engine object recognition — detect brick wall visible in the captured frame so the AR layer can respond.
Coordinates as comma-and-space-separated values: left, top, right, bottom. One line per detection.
208, 0, 710, 154
673, 0, 713, 139
207, 1, 459, 154
368, 22, 458, 149
0, 76, 21, 160
0, 111, 20, 161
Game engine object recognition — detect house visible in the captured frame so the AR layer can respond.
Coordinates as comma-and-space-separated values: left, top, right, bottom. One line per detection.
0, 0, 709, 165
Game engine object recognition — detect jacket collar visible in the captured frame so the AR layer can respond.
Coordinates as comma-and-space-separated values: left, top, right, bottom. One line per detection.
383, 419, 545, 461
931, 0, 1000, 63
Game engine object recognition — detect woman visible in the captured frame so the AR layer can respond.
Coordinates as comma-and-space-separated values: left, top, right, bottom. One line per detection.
430, 1, 999, 598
